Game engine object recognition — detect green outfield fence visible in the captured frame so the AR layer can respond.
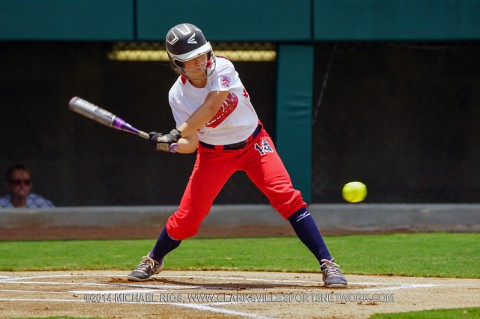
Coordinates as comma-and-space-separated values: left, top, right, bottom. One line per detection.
0, 1, 479, 205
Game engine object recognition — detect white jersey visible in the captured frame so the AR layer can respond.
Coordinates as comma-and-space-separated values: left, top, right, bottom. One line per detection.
168, 57, 259, 145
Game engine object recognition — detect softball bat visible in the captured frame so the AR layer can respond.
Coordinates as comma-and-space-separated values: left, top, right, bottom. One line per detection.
68, 96, 149, 139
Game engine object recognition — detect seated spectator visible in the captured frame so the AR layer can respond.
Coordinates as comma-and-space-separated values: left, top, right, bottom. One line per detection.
0, 163, 54, 208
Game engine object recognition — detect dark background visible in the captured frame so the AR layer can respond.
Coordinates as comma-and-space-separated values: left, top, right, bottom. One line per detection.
0, 41, 479, 205
312, 42, 480, 203
0, 42, 274, 206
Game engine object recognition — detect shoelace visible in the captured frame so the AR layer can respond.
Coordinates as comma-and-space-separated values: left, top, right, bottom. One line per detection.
321, 259, 343, 277
138, 256, 157, 271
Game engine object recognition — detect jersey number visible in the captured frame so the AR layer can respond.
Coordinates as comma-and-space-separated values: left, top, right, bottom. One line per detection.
254, 140, 274, 156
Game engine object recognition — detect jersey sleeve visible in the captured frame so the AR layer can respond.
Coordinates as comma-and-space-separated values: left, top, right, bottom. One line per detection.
168, 80, 190, 127
170, 100, 190, 127
209, 58, 240, 92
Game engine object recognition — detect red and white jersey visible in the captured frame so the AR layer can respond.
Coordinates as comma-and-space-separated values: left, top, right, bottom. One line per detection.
168, 56, 259, 145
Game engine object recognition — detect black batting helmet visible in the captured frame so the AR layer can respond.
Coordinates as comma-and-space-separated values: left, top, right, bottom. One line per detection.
165, 23, 215, 78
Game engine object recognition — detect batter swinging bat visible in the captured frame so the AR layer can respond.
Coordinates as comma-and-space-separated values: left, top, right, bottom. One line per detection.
68, 96, 149, 140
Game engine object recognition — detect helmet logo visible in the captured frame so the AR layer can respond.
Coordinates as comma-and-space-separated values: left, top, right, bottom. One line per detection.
188, 33, 197, 44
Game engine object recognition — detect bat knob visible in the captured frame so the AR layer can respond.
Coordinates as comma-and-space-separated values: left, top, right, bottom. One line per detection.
169, 143, 179, 153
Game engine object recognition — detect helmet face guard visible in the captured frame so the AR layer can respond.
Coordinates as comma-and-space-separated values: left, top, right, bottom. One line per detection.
166, 23, 216, 80
170, 48, 216, 80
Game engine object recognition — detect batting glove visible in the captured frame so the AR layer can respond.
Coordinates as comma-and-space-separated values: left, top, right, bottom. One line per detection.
148, 131, 163, 147
149, 129, 181, 153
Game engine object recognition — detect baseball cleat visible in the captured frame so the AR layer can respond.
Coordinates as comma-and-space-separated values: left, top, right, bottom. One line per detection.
127, 256, 164, 281
321, 259, 347, 287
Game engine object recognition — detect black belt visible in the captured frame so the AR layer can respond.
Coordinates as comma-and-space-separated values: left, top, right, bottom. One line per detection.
200, 124, 262, 150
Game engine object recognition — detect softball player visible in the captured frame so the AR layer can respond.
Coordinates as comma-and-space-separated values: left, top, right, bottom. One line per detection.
128, 23, 347, 287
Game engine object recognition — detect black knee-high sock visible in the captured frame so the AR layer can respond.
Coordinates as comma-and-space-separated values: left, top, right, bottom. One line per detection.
148, 227, 182, 262
288, 208, 332, 265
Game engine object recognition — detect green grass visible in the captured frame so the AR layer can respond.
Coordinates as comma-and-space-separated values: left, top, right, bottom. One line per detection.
1, 234, 479, 319
369, 307, 480, 319
0, 233, 479, 278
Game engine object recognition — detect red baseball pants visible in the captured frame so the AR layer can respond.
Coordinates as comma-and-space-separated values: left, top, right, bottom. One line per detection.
166, 128, 307, 240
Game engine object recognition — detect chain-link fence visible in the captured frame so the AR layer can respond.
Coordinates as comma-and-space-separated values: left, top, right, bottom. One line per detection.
0, 42, 275, 206
312, 42, 480, 203
1, 41, 479, 205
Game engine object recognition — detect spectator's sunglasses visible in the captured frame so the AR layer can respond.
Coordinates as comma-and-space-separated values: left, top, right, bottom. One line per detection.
9, 179, 32, 186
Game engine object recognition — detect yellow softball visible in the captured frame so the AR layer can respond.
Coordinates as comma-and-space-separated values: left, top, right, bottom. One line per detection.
342, 181, 367, 203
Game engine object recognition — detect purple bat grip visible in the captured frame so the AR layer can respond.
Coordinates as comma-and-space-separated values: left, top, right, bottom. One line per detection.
169, 143, 179, 153
112, 117, 140, 135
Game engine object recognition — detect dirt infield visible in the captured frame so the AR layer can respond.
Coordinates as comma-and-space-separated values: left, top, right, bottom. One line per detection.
0, 271, 478, 319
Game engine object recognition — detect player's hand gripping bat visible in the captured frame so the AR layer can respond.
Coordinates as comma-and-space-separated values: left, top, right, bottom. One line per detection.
68, 96, 149, 140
